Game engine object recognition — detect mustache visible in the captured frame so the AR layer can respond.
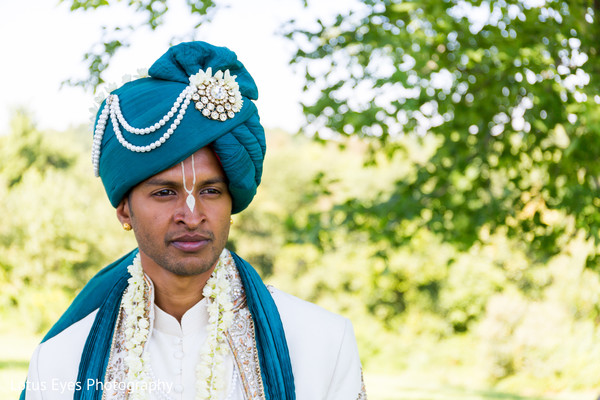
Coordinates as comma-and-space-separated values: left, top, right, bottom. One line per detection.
165, 230, 215, 242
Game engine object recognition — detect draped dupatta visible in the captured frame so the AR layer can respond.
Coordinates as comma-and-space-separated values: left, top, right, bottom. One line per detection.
20, 250, 295, 400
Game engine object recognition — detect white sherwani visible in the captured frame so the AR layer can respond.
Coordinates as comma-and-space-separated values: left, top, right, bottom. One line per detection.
24, 270, 366, 399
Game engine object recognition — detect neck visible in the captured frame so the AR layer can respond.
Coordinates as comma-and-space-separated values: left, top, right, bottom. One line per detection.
140, 257, 215, 323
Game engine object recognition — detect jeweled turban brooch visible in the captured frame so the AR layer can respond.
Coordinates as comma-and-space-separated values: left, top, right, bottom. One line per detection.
190, 68, 244, 122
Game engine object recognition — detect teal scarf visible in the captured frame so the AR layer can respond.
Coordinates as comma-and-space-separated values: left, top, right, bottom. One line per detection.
20, 250, 295, 400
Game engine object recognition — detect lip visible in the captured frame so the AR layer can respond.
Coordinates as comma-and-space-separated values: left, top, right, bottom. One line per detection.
170, 234, 211, 252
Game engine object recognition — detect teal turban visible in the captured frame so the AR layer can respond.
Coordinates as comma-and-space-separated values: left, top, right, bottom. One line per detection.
93, 41, 266, 213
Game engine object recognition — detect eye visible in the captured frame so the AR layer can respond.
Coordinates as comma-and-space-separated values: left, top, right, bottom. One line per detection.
153, 189, 176, 197
200, 187, 221, 196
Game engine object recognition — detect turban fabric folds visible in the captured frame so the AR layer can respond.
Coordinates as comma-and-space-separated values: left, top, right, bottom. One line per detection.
94, 41, 266, 213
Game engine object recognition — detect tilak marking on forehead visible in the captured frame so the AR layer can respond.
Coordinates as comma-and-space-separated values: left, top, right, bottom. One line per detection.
181, 154, 196, 213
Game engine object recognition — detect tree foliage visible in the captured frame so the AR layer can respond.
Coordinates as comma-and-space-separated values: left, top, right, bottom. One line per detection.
61, 0, 218, 90
0, 112, 136, 331
63, 0, 600, 264
285, 0, 600, 266
231, 131, 600, 390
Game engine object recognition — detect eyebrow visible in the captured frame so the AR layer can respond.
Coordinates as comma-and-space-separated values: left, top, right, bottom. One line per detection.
143, 177, 228, 187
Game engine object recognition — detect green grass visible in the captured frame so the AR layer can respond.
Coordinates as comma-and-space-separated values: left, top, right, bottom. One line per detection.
363, 374, 527, 400
362, 374, 598, 400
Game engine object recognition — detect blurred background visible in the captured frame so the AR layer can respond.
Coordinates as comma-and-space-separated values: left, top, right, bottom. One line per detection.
1, 0, 600, 399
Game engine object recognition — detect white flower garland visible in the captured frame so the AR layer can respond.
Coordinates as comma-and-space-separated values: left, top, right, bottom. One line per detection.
123, 251, 234, 399
123, 254, 151, 400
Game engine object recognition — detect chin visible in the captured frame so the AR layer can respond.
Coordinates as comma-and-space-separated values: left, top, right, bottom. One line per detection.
141, 245, 222, 277
168, 255, 219, 276
166, 263, 213, 277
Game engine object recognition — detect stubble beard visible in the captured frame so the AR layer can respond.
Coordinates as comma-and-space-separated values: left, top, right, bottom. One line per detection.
159, 249, 219, 276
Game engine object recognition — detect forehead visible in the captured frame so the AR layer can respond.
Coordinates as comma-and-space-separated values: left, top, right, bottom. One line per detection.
147, 146, 226, 181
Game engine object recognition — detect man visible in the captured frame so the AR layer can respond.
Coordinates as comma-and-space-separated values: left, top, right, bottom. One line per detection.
22, 41, 366, 400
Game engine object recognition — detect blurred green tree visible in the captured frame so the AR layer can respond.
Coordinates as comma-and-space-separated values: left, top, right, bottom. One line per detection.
65, 0, 600, 267
60, 0, 218, 90
0, 111, 136, 332
284, 0, 600, 268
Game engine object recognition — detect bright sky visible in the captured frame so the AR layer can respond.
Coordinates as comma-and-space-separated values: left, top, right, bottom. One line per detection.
0, 0, 353, 136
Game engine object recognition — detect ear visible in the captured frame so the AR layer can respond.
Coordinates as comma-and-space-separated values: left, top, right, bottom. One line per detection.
116, 196, 132, 226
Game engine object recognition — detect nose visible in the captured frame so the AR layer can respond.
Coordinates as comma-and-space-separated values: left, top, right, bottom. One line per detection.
174, 195, 205, 228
